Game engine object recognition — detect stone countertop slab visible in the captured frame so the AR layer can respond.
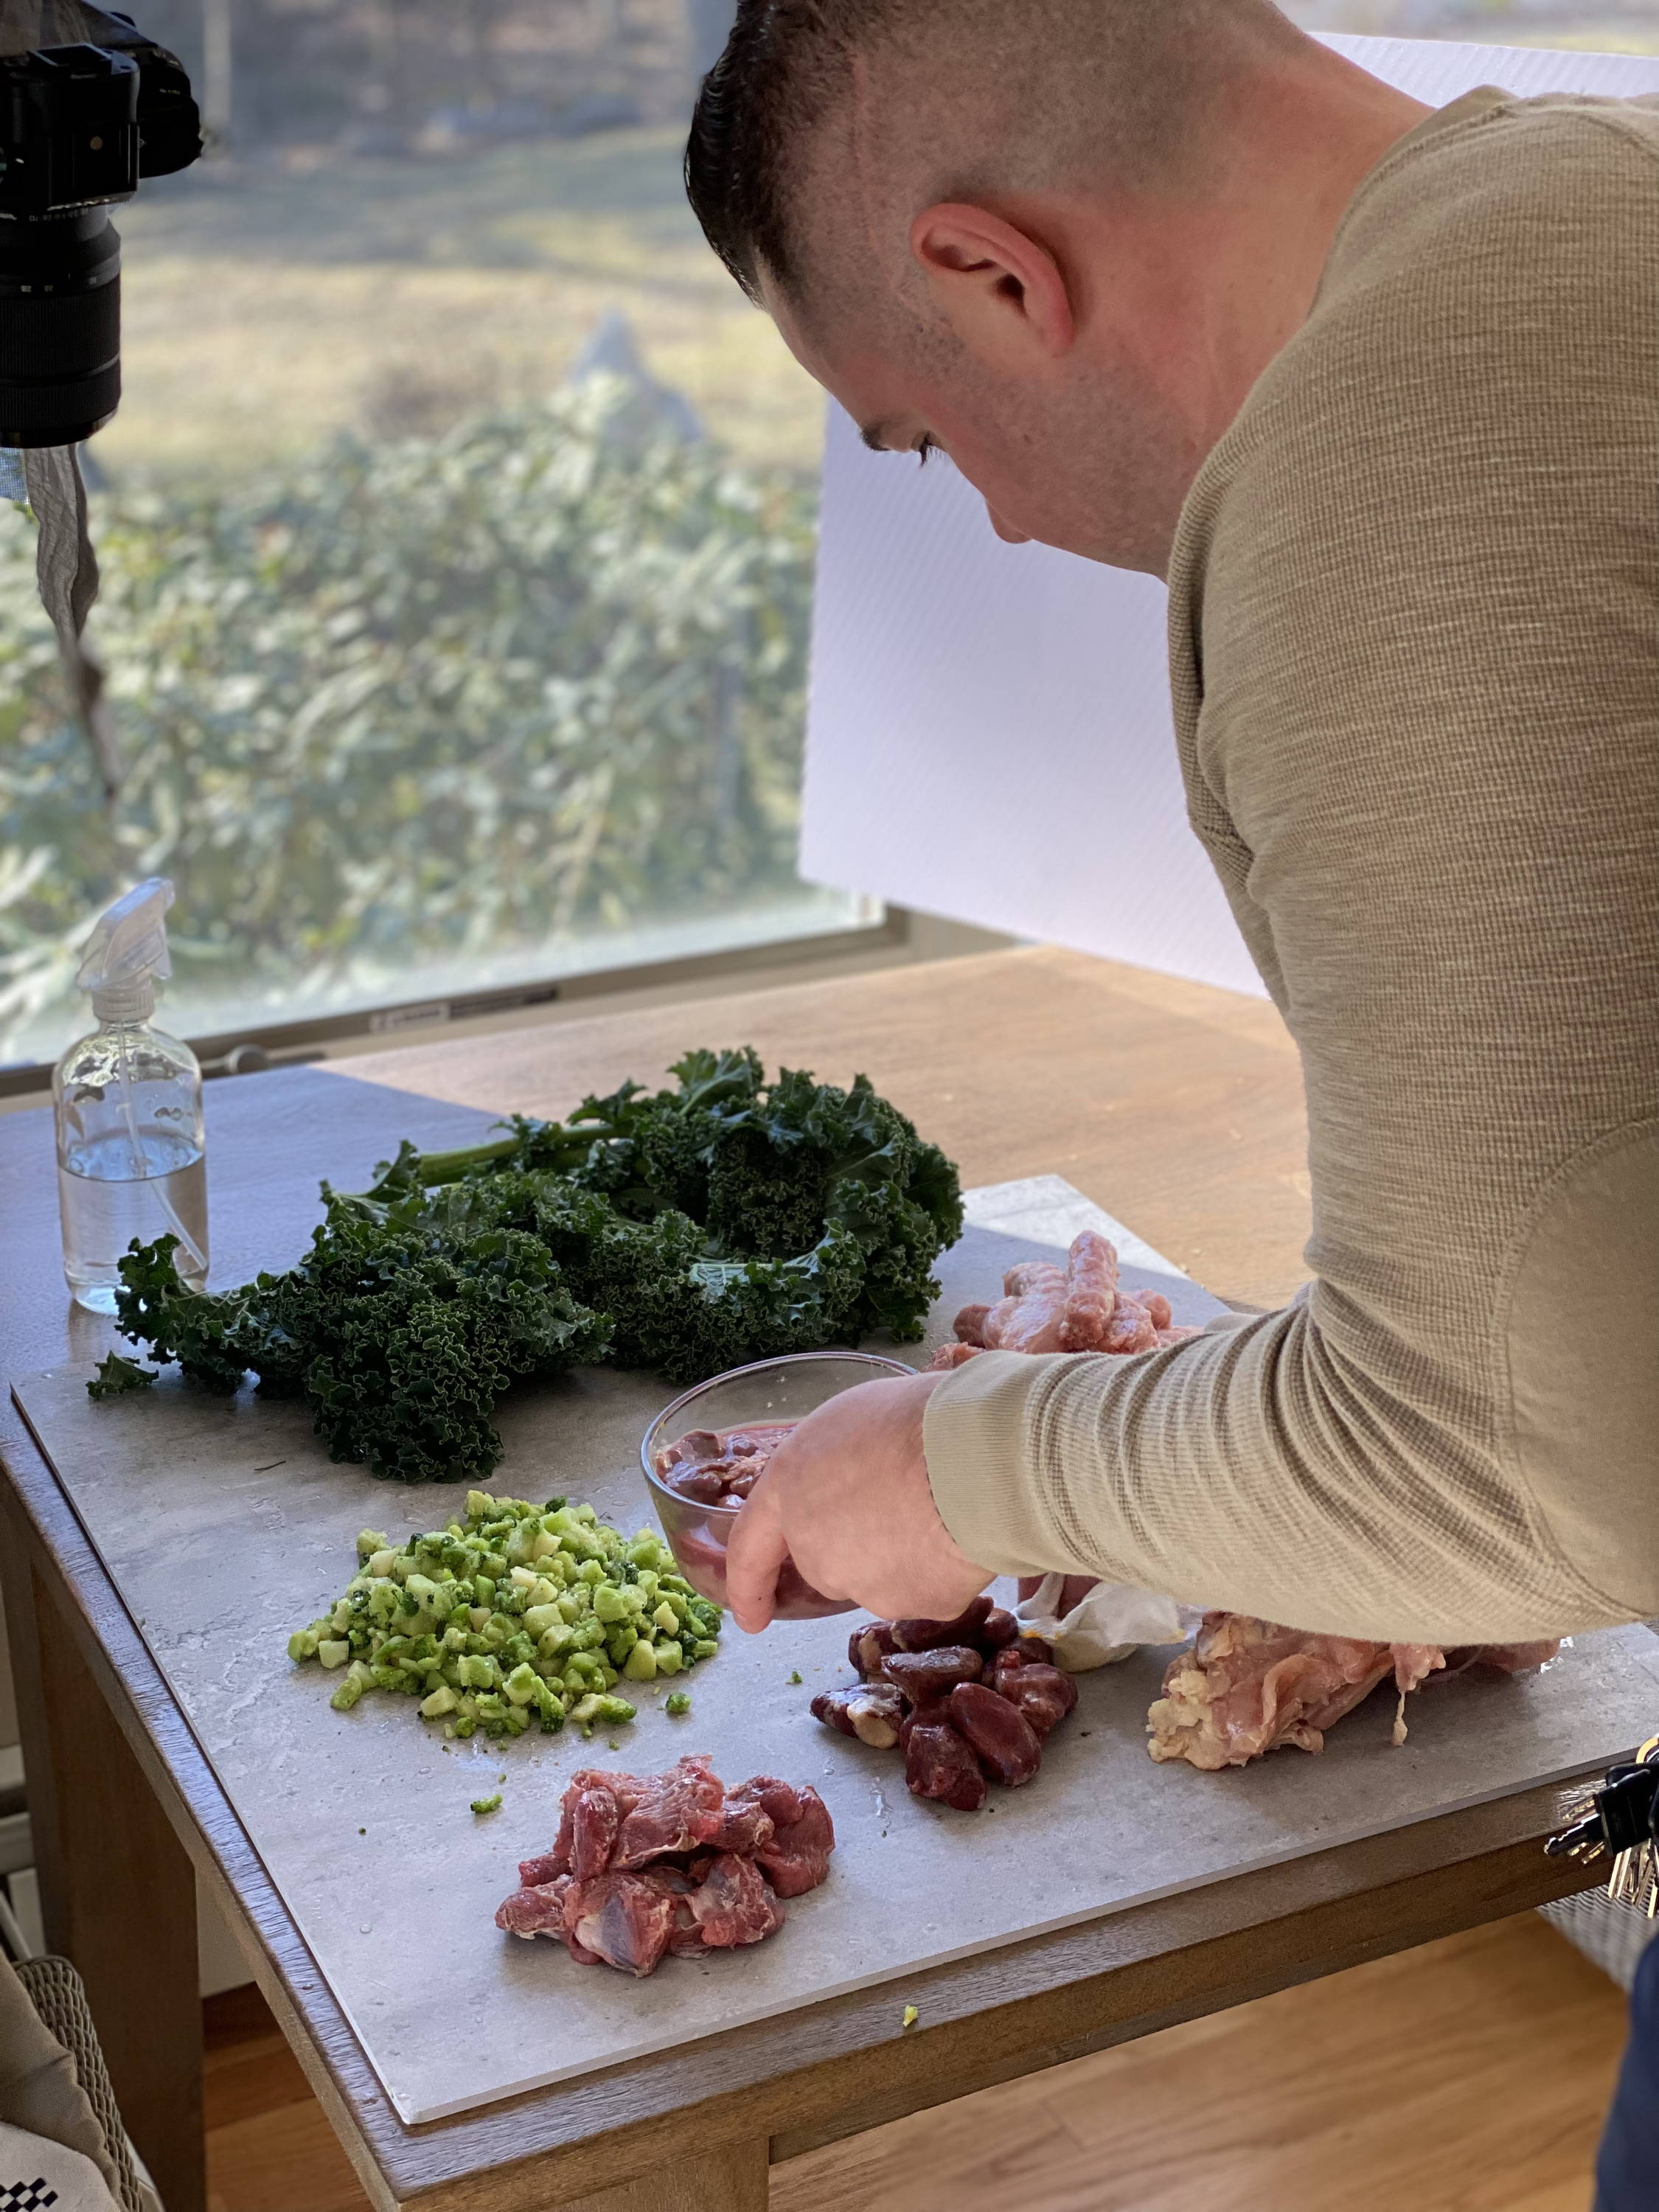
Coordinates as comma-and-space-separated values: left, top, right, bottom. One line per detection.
14, 1179, 1657, 2125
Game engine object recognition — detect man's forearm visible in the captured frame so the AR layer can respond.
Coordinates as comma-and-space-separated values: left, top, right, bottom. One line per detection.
921, 1306, 1627, 1645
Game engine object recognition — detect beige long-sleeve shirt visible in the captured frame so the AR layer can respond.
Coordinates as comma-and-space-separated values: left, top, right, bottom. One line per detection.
923, 86, 1659, 1646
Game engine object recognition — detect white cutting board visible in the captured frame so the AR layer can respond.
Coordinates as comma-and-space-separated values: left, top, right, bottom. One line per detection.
15, 1177, 1659, 2125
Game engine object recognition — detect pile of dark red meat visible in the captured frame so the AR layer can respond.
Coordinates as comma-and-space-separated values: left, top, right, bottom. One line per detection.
812, 1594, 1078, 1812
495, 1756, 834, 1977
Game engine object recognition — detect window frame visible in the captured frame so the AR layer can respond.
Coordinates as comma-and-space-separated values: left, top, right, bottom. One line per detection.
0, 902, 906, 1099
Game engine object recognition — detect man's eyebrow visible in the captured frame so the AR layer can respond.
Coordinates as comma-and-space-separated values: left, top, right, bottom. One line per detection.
858, 422, 891, 453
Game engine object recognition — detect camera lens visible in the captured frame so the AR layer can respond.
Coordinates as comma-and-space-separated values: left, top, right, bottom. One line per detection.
0, 207, 120, 447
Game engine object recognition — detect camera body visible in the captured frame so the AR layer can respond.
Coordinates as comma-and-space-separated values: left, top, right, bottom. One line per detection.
0, 6, 201, 447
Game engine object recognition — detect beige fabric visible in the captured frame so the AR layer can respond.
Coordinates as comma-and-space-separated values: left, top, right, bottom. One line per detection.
925, 86, 1659, 1644
0, 1955, 126, 2205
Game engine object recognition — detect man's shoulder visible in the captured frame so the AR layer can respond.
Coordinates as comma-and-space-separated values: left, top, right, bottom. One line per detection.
1287, 86, 1659, 405
1326, 85, 1659, 291
1172, 86, 1659, 598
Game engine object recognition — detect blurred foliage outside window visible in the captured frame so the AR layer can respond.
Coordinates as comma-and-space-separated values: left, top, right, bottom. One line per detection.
0, 380, 828, 1060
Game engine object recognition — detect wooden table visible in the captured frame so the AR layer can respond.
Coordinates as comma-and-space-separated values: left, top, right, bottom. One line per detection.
0, 947, 1604, 2212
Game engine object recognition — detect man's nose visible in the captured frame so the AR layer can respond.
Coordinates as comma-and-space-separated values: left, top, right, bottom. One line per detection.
987, 504, 1030, 545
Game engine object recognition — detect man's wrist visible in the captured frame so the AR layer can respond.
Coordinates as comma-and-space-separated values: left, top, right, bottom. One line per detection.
922, 1349, 1068, 1579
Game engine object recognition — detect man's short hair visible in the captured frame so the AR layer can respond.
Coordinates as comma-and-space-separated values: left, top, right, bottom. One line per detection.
685, 0, 1302, 307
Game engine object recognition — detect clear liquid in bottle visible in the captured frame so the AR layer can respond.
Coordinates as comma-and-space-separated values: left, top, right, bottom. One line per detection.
55, 877, 209, 1315
58, 1127, 209, 1313
55, 1015, 209, 1315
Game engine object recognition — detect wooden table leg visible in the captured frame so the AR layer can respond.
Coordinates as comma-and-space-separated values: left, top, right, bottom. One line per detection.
1, 1545, 205, 2212
554, 2139, 768, 2211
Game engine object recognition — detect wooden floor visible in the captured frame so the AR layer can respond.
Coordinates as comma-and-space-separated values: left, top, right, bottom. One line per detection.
205, 1912, 1626, 2212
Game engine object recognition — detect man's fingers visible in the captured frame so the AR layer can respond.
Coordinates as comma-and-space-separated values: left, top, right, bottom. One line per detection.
724, 1472, 790, 1634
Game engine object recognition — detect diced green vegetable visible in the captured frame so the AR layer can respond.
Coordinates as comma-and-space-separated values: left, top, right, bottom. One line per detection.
289, 1492, 722, 1741
665, 1691, 691, 1717
330, 1660, 373, 1712
470, 1793, 502, 1815
568, 1691, 637, 1737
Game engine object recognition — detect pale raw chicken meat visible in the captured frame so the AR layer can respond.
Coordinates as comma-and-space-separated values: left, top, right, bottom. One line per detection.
1147, 1612, 1561, 1769
929, 1232, 1200, 1369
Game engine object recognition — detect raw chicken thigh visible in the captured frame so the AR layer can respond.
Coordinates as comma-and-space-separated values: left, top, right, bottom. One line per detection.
1147, 1612, 1561, 1769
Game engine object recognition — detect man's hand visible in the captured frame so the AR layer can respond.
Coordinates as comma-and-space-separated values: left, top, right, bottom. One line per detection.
723, 1373, 992, 1633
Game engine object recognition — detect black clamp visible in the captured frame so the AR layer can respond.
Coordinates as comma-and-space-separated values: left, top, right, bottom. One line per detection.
1547, 1735, 1659, 1905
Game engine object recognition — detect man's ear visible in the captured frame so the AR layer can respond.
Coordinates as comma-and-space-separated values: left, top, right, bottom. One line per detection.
909, 203, 1075, 368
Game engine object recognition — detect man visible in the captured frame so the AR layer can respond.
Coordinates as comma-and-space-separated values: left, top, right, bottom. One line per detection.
686, 4, 1657, 2193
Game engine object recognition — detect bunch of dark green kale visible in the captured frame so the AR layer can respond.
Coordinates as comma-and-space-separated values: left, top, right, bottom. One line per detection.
89, 1049, 963, 1486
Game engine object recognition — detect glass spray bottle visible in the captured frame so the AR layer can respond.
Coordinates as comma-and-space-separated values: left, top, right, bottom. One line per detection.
54, 877, 209, 1312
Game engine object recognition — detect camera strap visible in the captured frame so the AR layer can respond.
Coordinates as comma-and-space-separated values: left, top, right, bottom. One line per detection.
21, 442, 123, 798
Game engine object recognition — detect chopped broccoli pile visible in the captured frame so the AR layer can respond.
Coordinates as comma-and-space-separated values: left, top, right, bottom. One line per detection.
94, 1047, 963, 1485
288, 1492, 723, 1740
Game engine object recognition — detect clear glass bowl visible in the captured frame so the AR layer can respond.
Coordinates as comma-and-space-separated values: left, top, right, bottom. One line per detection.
640, 1350, 916, 1619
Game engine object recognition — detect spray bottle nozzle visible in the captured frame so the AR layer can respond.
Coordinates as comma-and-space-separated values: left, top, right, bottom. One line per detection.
77, 876, 175, 1023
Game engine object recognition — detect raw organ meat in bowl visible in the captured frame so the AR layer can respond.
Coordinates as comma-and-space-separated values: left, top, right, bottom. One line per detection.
640, 1351, 916, 1618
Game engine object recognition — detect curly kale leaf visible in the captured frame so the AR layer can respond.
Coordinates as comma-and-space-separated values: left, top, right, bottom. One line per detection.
415, 1161, 863, 1380
87, 1351, 159, 1399
307, 1266, 605, 1484
110, 1235, 273, 1393
829, 1180, 947, 1341
93, 1049, 963, 1480
564, 1049, 762, 1224
643, 1221, 868, 1382
105, 1214, 608, 1483
280, 1215, 608, 1481
703, 1067, 963, 1267
666, 1044, 765, 1113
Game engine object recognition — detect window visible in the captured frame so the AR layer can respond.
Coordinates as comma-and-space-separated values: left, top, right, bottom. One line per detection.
0, 0, 873, 1076
1281, 0, 1655, 53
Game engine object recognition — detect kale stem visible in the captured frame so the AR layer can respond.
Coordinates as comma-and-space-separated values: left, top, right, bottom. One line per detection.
403, 1133, 525, 1186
